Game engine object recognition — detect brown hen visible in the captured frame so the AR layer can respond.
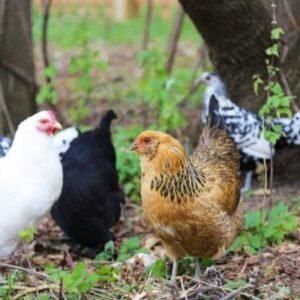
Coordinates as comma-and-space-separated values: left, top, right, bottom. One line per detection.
130, 95, 244, 283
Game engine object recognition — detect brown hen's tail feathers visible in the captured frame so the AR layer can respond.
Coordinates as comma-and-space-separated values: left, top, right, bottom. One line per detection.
207, 95, 225, 130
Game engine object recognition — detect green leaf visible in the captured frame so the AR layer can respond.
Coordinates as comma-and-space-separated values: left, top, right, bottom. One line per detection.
96, 241, 115, 261
271, 27, 284, 40
117, 236, 142, 261
19, 225, 37, 243
225, 280, 247, 290
97, 265, 118, 283
42, 65, 58, 78
253, 75, 264, 95
146, 259, 166, 278
245, 211, 262, 229
249, 234, 264, 250
266, 45, 279, 57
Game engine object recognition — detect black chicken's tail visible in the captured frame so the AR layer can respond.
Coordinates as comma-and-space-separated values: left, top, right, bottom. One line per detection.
100, 109, 117, 127
96, 109, 117, 133
207, 95, 225, 130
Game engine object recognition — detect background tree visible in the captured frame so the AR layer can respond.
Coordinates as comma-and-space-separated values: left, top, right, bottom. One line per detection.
178, 0, 300, 181
178, 0, 300, 110
0, 0, 36, 135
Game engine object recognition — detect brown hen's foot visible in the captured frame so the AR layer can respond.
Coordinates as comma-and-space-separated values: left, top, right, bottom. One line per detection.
194, 257, 201, 278
168, 260, 178, 286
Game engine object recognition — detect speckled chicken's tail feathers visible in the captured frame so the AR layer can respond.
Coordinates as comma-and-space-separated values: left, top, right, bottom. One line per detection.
207, 95, 225, 130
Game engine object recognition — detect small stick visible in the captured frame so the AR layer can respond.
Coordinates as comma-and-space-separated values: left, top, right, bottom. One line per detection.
0, 262, 51, 282
12, 284, 58, 300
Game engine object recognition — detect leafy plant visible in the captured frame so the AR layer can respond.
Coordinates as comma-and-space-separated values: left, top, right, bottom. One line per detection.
114, 125, 142, 202
230, 203, 297, 254
146, 259, 167, 279
68, 25, 108, 123
96, 265, 119, 283
117, 236, 145, 262
253, 27, 292, 144
19, 225, 37, 243
96, 240, 115, 261
36, 65, 58, 105
46, 262, 99, 298
137, 48, 192, 131
0, 271, 20, 300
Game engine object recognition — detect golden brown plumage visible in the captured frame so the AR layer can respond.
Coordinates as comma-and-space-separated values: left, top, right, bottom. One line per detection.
131, 96, 243, 282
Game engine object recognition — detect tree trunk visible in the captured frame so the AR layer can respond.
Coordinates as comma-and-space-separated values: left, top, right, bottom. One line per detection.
178, 0, 272, 111
178, 0, 300, 183
165, 5, 185, 74
0, 0, 37, 135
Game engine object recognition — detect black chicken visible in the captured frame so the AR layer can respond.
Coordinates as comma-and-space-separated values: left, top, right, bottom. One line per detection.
51, 110, 124, 255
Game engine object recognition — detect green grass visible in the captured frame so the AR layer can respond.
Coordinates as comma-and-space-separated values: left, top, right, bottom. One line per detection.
32, 4, 200, 49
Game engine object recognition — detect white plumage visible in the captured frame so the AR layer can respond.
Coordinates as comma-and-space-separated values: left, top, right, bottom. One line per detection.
53, 127, 81, 157
0, 111, 63, 258
0, 126, 80, 160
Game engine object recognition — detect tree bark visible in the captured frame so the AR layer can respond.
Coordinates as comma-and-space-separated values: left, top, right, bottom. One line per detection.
178, 0, 300, 183
0, 0, 37, 135
141, 0, 153, 50
178, 0, 272, 111
165, 5, 185, 74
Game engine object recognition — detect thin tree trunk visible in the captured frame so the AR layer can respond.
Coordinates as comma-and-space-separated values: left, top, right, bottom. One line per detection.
0, 0, 36, 135
165, 5, 185, 74
141, 0, 153, 50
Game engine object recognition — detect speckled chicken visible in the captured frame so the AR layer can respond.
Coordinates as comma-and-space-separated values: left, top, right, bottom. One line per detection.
130, 95, 243, 283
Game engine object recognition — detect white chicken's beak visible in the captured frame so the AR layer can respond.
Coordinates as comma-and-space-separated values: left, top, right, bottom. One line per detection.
52, 121, 62, 134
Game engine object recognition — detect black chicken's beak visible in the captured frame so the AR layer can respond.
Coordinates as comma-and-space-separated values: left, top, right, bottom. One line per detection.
129, 142, 138, 151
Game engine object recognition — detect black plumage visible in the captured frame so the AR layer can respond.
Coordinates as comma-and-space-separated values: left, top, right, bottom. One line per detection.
51, 110, 124, 252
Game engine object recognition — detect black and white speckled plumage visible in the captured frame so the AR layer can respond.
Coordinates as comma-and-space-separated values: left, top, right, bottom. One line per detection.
197, 72, 273, 159
197, 72, 273, 192
0, 136, 12, 157
274, 112, 300, 147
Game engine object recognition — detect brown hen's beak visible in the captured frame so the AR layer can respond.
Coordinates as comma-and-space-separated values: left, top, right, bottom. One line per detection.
129, 141, 138, 151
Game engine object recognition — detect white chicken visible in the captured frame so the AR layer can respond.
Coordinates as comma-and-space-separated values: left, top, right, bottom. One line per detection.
0, 111, 63, 258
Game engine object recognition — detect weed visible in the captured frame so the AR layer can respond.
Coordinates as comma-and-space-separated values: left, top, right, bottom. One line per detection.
117, 236, 146, 262
253, 27, 292, 144
114, 125, 142, 202
19, 226, 37, 243
229, 203, 297, 254
46, 262, 99, 298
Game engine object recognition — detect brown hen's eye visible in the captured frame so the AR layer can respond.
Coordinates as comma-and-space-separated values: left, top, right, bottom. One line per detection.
144, 137, 151, 143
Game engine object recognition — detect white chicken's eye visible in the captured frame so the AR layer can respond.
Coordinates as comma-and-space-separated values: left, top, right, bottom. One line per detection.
206, 75, 211, 81
39, 119, 48, 124
62, 139, 66, 144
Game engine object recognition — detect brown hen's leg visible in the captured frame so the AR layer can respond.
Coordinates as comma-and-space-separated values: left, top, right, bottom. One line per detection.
194, 257, 201, 278
169, 260, 178, 286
